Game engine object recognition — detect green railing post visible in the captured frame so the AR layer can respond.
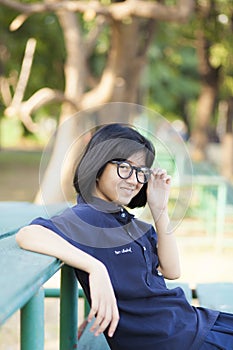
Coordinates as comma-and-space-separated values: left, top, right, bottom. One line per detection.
60, 265, 78, 350
84, 295, 90, 318
20, 287, 45, 350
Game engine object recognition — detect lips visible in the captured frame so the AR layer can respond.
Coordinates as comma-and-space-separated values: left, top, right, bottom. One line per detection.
120, 187, 135, 195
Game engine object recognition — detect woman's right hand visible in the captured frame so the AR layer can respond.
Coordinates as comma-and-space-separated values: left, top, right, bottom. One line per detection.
87, 262, 120, 337
16, 225, 120, 337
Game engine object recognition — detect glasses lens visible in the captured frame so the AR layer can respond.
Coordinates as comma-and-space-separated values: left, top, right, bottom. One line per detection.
118, 162, 132, 179
113, 161, 151, 184
137, 168, 151, 184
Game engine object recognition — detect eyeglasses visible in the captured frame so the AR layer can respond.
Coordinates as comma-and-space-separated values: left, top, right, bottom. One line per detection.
110, 160, 152, 184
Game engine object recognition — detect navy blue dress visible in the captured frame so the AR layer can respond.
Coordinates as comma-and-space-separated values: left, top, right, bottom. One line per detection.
30, 196, 233, 350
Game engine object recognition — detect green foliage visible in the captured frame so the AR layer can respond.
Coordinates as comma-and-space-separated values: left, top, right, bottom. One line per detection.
0, 10, 65, 107
196, 0, 233, 99
0, 0, 232, 147
0, 119, 23, 147
144, 22, 200, 123
144, 0, 233, 128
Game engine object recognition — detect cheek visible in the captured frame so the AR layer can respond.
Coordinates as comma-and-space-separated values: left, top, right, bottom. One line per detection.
99, 166, 117, 185
96, 167, 120, 194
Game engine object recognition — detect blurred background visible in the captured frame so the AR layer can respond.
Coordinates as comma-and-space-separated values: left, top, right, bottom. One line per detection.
0, 0, 232, 348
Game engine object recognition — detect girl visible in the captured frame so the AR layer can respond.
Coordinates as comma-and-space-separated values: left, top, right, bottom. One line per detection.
16, 123, 233, 349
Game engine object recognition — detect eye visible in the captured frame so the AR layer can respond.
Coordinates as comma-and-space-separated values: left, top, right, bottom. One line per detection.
119, 162, 131, 171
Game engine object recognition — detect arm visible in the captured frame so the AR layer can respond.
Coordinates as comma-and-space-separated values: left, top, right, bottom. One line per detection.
16, 225, 119, 337
147, 168, 181, 280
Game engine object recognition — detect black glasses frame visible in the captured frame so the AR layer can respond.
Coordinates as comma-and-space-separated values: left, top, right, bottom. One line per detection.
110, 160, 152, 184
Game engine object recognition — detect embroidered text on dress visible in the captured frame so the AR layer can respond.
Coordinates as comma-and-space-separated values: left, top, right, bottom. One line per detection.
114, 247, 132, 255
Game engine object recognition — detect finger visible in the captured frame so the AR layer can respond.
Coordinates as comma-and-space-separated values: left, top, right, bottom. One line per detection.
162, 175, 172, 184
89, 297, 109, 334
107, 306, 120, 337
156, 171, 171, 183
94, 305, 119, 337
91, 316, 105, 335
89, 302, 106, 333
87, 298, 99, 323
153, 168, 167, 177
93, 307, 111, 336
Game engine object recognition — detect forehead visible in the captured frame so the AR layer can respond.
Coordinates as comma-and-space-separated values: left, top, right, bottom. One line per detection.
127, 151, 146, 166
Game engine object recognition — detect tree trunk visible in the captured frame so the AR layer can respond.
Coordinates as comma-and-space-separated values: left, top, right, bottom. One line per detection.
35, 17, 157, 204
111, 18, 156, 103
34, 9, 85, 204
190, 28, 220, 161
221, 98, 233, 181
190, 0, 221, 162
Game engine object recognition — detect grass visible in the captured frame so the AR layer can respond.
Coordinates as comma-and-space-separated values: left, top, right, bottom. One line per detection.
0, 149, 42, 202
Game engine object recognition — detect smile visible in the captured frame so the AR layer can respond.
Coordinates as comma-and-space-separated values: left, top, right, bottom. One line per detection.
120, 187, 135, 194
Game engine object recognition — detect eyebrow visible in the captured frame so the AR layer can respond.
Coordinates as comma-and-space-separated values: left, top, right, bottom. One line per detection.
126, 160, 148, 168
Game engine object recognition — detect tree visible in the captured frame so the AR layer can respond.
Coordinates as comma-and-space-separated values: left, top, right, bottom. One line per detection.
220, 97, 233, 181
189, 0, 233, 163
0, 0, 194, 203
145, 0, 233, 178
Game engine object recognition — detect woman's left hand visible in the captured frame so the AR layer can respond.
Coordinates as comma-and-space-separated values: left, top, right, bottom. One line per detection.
146, 168, 171, 212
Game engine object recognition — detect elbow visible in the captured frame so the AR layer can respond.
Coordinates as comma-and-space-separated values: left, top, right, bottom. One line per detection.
165, 268, 181, 280
15, 226, 32, 249
159, 266, 181, 280
163, 273, 181, 281
166, 271, 181, 280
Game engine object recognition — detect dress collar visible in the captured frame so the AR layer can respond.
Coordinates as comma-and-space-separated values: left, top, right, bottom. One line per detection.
77, 195, 123, 213
77, 195, 135, 222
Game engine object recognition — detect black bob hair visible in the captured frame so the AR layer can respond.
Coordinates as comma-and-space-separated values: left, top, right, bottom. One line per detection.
73, 123, 155, 208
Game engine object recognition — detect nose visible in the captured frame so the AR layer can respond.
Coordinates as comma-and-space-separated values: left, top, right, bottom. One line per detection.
126, 169, 138, 185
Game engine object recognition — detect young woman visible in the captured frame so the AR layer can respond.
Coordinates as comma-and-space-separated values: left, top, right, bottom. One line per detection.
16, 123, 233, 349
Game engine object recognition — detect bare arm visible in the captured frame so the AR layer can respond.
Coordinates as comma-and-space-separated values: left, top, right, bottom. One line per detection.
16, 225, 119, 337
147, 169, 181, 280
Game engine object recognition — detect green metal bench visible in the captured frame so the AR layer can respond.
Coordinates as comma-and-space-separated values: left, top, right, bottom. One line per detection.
196, 283, 233, 313
166, 281, 193, 303
0, 201, 78, 349
0, 202, 110, 349
0, 234, 61, 347
0, 201, 67, 237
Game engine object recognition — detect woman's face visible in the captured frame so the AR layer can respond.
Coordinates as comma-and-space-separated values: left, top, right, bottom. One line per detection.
94, 151, 146, 206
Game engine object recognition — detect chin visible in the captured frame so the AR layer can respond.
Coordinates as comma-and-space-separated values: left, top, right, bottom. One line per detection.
117, 197, 132, 206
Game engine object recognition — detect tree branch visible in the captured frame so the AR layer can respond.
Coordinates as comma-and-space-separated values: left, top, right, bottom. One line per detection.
21, 87, 76, 113
11, 37, 36, 106
0, 0, 195, 26
85, 15, 107, 57
0, 77, 12, 106
4, 87, 77, 132
79, 67, 116, 109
